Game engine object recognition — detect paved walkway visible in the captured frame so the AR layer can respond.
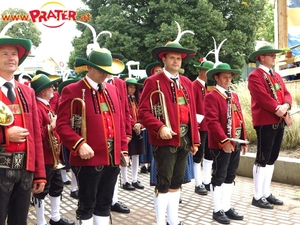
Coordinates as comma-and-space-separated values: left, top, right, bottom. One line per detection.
27, 167, 300, 225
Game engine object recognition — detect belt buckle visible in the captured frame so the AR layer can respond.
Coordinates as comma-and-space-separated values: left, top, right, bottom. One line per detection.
107, 140, 113, 152
180, 124, 189, 137
0, 152, 25, 169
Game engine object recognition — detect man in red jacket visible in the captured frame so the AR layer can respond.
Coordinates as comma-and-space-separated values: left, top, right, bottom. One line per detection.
57, 48, 127, 225
0, 28, 46, 224
31, 74, 74, 225
138, 22, 199, 225
204, 63, 248, 224
248, 46, 292, 209
192, 60, 214, 196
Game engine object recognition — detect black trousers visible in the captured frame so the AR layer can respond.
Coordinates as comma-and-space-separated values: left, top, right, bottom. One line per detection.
34, 164, 64, 199
72, 165, 120, 220
210, 144, 241, 187
193, 131, 212, 163
153, 134, 191, 193
254, 122, 285, 167
0, 168, 33, 225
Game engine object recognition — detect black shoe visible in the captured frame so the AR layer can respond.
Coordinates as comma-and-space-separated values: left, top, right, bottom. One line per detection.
49, 218, 75, 225
195, 184, 208, 195
203, 182, 210, 192
132, 181, 144, 189
225, 208, 244, 220
63, 180, 71, 185
251, 197, 274, 209
266, 194, 283, 205
212, 210, 230, 224
122, 182, 135, 190
70, 190, 79, 199
179, 198, 182, 204
111, 201, 130, 213
166, 222, 183, 225
147, 165, 151, 172
140, 166, 148, 174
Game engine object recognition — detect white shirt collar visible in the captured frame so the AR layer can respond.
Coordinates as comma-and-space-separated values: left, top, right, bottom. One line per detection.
196, 77, 205, 86
215, 84, 229, 96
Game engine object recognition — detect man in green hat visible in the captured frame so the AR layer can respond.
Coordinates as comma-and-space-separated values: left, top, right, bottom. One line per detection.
56, 48, 127, 225
31, 74, 74, 225
0, 22, 47, 225
192, 59, 215, 196
248, 45, 292, 209
204, 62, 248, 224
138, 21, 199, 225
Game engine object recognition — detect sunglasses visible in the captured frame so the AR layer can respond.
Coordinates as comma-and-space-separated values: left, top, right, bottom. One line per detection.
262, 54, 277, 58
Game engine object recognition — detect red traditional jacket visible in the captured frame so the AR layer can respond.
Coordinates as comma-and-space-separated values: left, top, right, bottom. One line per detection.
49, 91, 60, 113
248, 68, 292, 126
138, 72, 200, 147
36, 100, 60, 165
57, 78, 127, 166
192, 79, 208, 131
0, 82, 46, 183
109, 78, 132, 138
204, 88, 247, 149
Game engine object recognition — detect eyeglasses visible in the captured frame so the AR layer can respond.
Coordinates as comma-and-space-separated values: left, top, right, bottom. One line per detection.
262, 54, 277, 58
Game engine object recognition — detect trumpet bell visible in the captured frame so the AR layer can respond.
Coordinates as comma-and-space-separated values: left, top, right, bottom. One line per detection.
53, 162, 65, 170
0, 101, 14, 126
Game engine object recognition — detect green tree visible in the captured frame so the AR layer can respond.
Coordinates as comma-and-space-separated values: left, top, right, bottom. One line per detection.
69, 0, 267, 78
255, 2, 274, 42
0, 8, 42, 47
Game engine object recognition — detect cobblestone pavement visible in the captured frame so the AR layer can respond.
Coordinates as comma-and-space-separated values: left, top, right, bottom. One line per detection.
28, 167, 300, 225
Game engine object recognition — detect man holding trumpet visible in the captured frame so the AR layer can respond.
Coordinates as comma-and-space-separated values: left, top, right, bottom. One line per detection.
138, 21, 199, 225
56, 48, 127, 225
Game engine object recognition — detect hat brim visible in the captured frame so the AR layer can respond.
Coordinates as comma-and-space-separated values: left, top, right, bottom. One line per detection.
126, 80, 143, 86
248, 49, 282, 62
58, 78, 81, 95
151, 46, 196, 62
34, 78, 62, 94
75, 57, 125, 75
0, 38, 31, 65
145, 62, 163, 76
206, 68, 241, 83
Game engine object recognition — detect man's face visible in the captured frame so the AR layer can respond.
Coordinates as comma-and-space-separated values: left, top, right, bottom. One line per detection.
88, 66, 108, 84
214, 72, 233, 90
153, 66, 163, 75
259, 53, 276, 68
162, 53, 182, 74
0, 45, 19, 74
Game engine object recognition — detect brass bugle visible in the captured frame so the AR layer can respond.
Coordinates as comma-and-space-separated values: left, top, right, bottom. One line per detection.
149, 80, 174, 133
70, 89, 87, 141
47, 124, 65, 170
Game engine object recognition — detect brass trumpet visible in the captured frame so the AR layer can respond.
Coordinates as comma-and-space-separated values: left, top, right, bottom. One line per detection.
70, 89, 87, 140
150, 80, 174, 133
47, 123, 65, 170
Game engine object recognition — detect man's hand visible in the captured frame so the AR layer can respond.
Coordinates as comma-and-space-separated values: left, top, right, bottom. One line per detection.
78, 143, 94, 160
223, 142, 234, 153
275, 104, 289, 117
190, 146, 198, 155
7, 126, 29, 142
32, 182, 46, 194
241, 145, 248, 155
159, 126, 177, 139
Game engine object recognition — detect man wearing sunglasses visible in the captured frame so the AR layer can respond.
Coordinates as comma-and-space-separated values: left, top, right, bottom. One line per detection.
248, 46, 292, 209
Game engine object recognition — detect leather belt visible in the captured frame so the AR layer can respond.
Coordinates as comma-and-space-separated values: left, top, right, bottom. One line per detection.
0, 152, 26, 169
180, 124, 189, 137
107, 139, 114, 152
